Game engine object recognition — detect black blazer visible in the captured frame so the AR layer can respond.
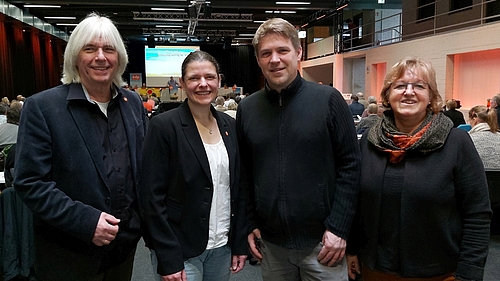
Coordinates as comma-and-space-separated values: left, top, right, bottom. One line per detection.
13, 83, 148, 280
140, 101, 247, 276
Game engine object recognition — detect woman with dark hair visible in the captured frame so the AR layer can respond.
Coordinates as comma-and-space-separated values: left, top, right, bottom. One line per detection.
347, 57, 491, 281
140, 50, 247, 281
443, 99, 465, 128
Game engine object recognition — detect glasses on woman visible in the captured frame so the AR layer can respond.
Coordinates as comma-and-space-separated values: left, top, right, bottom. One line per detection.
391, 81, 429, 94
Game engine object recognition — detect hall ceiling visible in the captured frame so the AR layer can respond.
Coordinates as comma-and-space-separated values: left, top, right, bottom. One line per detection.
7, 0, 344, 44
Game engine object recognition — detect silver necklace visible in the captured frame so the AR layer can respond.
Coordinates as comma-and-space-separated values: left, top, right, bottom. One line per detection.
195, 118, 214, 134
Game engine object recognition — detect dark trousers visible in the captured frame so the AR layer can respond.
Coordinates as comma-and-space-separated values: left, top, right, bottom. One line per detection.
89, 248, 136, 281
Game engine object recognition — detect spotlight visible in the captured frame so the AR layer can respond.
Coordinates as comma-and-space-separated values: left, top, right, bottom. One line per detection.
204, 3, 212, 18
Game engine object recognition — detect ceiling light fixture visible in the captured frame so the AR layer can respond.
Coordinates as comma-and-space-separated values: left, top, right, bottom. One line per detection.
56, 23, 78, 26
238, 33, 255, 37
336, 4, 348, 10
276, 2, 311, 4
45, 16, 76, 19
265, 10, 296, 14
24, 5, 61, 8
151, 8, 186, 11
156, 25, 183, 28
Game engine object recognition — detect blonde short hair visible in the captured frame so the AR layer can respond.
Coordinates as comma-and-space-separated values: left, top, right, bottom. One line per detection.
252, 18, 300, 57
380, 57, 441, 114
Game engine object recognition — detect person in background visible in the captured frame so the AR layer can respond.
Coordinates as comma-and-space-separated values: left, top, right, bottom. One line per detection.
151, 93, 160, 106
1, 104, 22, 189
139, 82, 148, 96
349, 94, 365, 117
489, 93, 500, 129
140, 50, 247, 281
13, 13, 148, 281
168, 76, 179, 89
356, 103, 380, 134
142, 95, 154, 113
468, 105, 500, 170
443, 99, 465, 128
347, 57, 491, 281
237, 18, 360, 281
0, 103, 8, 124
214, 95, 227, 112
361, 96, 377, 118
0, 105, 21, 147
16, 94, 25, 105
224, 100, 237, 119
468, 105, 500, 236
1, 96, 10, 106
357, 92, 368, 109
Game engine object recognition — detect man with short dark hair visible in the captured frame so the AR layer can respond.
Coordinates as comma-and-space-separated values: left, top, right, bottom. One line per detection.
349, 95, 364, 117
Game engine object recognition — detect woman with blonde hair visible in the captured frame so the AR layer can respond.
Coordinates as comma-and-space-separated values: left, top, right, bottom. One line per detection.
347, 57, 491, 281
468, 105, 500, 169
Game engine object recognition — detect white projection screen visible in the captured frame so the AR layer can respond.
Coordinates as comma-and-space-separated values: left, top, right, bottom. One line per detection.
144, 46, 200, 87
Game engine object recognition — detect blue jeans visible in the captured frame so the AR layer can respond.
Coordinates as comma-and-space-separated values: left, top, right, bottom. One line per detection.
260, 239, 348, 281
151, 245, 231, 281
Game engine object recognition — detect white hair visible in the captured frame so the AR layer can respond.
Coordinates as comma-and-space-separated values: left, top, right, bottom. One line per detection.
61, 13, 128, 86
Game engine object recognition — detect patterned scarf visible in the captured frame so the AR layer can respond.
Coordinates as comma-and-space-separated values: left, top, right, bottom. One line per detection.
367, 110, 454, 163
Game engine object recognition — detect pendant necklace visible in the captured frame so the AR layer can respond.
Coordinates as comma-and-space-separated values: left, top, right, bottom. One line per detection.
195, 118, 214, 134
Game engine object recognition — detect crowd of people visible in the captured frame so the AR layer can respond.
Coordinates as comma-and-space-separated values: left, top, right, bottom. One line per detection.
2, 12, 498, 281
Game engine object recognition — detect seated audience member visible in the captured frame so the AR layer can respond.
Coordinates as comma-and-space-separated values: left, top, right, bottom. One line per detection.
0, 105, 21, 190
16, 94, 25, 105
224, 101, 237, 119
468, 105, 500, 170
0, 106, 21, 147
349, 95, 365, 117
142, 95, 154, 112
490, 93, 500, 129
1, 96, 10, 106
224, 92, 236, 107
443, 99, 466, 128
357, 92, 368, 109
151, 93, 160, 106
0, 103, 8, 124
214, 95, 226, 112
234, 95, 241, 104
468, 105, 500, 235
361, 96, 377, 118
356, 104, 380, 134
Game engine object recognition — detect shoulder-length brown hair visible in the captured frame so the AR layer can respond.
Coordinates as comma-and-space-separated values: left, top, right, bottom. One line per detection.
380, 57, 442, 114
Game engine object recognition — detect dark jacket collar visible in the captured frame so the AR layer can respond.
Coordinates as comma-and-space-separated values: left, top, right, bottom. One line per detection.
67, 83, 122, 103
264, 71, 303, 101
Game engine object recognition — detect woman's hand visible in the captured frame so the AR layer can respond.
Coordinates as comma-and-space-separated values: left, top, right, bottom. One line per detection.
231, 255, 247, 273
161, 270, 187, 281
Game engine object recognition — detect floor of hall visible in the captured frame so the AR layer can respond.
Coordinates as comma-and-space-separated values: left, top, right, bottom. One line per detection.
132, 234, 500, 281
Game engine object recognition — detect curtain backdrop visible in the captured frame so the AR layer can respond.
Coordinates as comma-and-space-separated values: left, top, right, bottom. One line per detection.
0, 16, 65, 101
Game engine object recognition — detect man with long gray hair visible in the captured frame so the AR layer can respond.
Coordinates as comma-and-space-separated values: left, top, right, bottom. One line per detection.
14, 13, 147, 281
